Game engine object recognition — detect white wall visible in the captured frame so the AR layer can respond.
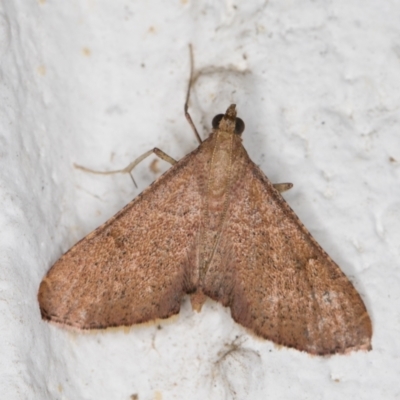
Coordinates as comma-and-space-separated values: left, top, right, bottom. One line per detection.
0, 1, 399, 399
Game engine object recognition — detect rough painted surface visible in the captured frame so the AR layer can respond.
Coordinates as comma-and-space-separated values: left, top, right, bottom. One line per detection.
1, 1, 399, 399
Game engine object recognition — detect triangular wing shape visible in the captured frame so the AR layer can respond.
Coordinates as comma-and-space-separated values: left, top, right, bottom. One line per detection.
203, 155, 372, 355
38, 145, 208, 329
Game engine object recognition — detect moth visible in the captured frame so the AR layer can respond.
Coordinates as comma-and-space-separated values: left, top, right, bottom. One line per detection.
38, 101, 372, 355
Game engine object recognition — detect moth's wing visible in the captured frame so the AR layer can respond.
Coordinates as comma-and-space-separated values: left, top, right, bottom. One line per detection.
203, 155, 372, 355
38, 145, 207, 329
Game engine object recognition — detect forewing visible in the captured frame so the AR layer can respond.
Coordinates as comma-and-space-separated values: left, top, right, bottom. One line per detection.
204, 156, 372, 355
39, 146, 206, 329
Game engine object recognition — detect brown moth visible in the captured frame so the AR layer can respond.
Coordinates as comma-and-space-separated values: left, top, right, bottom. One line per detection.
38, 102, 372, 355
38, 52, 372, 355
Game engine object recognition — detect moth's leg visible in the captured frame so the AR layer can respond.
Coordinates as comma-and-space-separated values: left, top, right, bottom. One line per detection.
74, 148, 177, 187
184, 44, 202, 145
273, 183, 293, 193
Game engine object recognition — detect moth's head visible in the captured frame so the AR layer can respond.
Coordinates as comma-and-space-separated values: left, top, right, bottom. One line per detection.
212, 104, 245, 136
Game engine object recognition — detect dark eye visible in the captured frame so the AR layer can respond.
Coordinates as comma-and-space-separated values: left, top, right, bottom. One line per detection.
235, 118, 245, 135
212, 114, 224, 129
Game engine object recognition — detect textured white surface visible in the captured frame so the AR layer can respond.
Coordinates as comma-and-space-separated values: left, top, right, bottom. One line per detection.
0, 1, 399, 399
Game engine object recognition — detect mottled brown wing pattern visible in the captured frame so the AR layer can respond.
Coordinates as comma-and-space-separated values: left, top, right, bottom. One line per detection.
38, 145, 208, 329
204, 155, 372, 355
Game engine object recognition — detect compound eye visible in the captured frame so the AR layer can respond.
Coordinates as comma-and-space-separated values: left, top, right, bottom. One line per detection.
212, 114, 224, 129
235, 118, 245, 135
